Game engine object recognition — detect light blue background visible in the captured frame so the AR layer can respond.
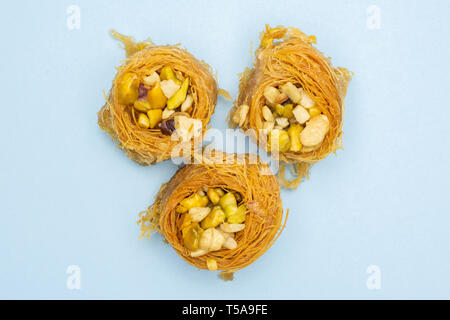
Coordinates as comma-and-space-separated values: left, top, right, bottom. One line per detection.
0, 0, 449, 299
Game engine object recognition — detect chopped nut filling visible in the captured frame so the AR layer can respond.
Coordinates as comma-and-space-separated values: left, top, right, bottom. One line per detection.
233, 82, 330, 153
177, 188, 247, 257
117, 66, 195, 136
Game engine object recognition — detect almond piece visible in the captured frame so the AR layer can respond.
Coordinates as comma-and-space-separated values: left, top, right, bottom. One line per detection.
292, 105, 310, 124
300, 92, 316, 108
180, 94, 194, 112
263, 86, 281, 104
142, 72, 160, 87
160, 79, 180, 99
280, 82, 302, 104
262, 105, 274, 122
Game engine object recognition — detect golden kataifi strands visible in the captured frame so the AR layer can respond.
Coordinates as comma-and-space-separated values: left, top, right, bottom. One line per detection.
138, 151, 285, 279
229, 25, 352, 189
98, 30, 218, 166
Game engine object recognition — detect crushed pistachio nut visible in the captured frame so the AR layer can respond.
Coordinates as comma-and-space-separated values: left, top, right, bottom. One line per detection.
180, 193, 209, 210
227, 204, 247, 224
147, 109, 162, 129
207, 188, 221, 205
308, 106, 321, 117
201, 206, 225, 229
118, 72, 140, 105
160, 66, 182, 85
167, 77, 190, 110
275, 103, 294, 118
268, 129, 291, 152
288, 123, 303, 152
147, 81, 167, 109
182, 222, 202, 251
134, 99, 151, 113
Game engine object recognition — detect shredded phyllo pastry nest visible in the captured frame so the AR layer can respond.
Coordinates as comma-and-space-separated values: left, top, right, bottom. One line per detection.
138, 151, 286, 280
229, 25, 352, 189
98, 30, 220, 166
